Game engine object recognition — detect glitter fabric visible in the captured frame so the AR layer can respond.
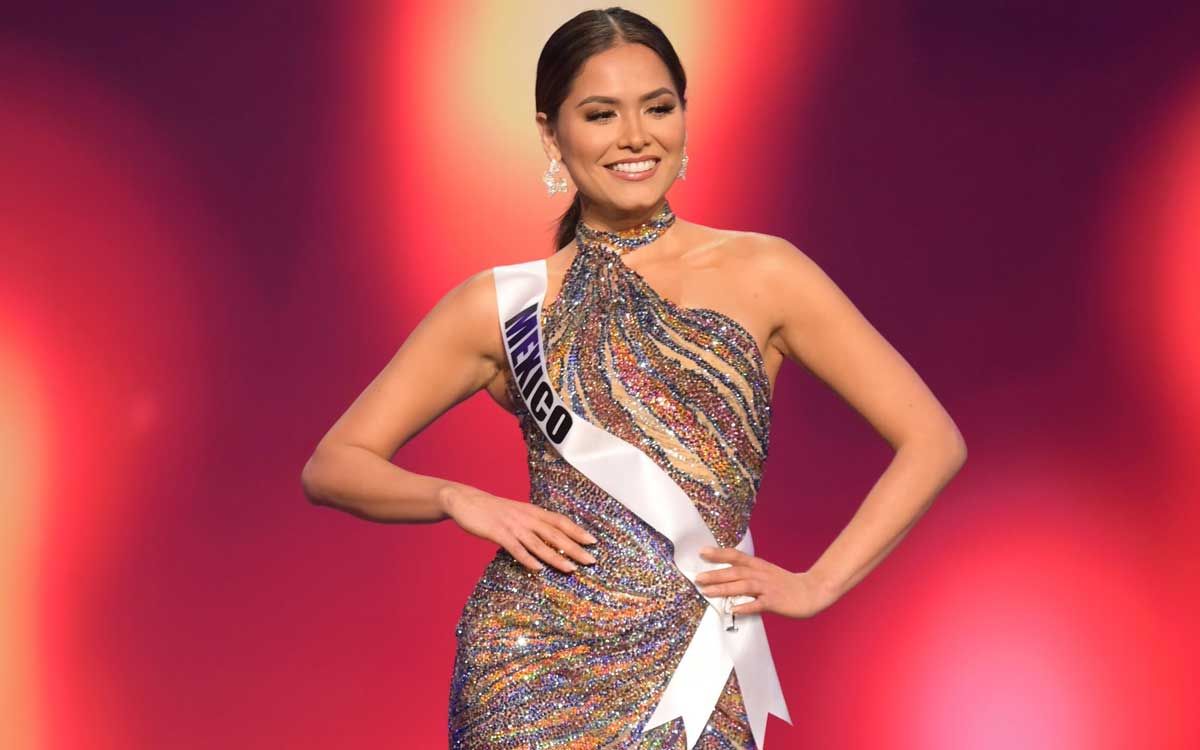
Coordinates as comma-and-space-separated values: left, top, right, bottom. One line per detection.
450, 200, 773, 749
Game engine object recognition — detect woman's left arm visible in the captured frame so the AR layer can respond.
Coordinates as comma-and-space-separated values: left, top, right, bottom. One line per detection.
698, 237, 967, 617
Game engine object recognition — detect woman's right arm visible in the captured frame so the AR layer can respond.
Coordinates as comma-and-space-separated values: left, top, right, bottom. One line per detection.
299, 268, 596, 572
299, 268, 501, 523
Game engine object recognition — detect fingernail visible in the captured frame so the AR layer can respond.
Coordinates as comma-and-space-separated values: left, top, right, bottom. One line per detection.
583, 553, 597, 564
584, 533, 598, 543
566, 562, 578, 571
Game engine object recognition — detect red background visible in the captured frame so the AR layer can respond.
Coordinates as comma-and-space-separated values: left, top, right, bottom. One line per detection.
3, 2, 1198, 748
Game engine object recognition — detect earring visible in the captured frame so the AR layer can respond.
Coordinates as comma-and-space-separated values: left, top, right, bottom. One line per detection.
543, 157, 568, 196
677, 137, 689, 180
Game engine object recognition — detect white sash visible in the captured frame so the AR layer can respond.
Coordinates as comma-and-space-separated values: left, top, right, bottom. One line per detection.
492, 260, 792, 750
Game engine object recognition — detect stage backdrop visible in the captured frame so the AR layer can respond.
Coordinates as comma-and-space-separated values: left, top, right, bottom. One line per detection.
2, 1, 1197, 748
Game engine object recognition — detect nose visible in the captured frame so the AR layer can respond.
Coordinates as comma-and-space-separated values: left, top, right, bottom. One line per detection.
618, 111, 649, 150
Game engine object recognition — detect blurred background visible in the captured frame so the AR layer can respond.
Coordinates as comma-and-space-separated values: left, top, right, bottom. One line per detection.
3, 1, 1198, 747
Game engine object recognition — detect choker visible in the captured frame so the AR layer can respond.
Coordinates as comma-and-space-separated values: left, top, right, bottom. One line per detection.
575, 200, 677, 255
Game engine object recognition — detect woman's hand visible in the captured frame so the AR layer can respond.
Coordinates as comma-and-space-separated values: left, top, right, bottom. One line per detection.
695, 546, 834, 619
443, 485, 598, 574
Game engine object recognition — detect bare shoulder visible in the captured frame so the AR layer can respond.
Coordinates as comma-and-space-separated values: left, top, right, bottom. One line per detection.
678, 220, 799, 267
719, 228, 809, 268
435, 265, 507, 367
683, 222, 842, 352
446, 251, 564, 356
679, 221, 820, 298
761, 233, 848, 316
457, 248, 577, 411
715, 229, 831, 303
735, 232, 870, 365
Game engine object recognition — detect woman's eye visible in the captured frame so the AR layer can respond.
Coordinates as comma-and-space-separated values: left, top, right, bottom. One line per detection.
585, 104, 676, 122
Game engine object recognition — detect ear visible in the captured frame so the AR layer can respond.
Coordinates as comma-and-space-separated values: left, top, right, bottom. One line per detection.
535, 112, 561, 162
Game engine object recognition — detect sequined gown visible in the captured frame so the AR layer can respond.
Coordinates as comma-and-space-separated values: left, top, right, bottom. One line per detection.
449, 207, 773, 749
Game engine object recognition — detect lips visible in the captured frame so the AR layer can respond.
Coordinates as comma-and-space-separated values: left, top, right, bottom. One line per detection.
605, 158, 661, 181
605, 157, 659, 172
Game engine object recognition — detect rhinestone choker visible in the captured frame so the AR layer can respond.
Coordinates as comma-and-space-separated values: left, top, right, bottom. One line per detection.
575, 200, 677, 256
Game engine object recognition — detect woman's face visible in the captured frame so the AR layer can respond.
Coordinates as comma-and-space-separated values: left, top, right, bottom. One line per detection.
540, 43, 686, 220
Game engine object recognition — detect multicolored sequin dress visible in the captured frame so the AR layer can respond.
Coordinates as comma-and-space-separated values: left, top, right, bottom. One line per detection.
449, 200, 773, 749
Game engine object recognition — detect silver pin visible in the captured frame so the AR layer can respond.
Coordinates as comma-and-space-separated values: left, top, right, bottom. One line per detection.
723, 596, 739, 632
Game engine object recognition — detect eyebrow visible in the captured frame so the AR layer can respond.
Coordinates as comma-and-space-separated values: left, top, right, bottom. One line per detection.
575, 87, 676, 108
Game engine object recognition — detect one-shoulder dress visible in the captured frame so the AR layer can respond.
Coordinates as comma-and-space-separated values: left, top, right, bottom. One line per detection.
449, 220, 774, 749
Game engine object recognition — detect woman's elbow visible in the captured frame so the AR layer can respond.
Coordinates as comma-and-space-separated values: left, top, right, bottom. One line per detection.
946, 427, 967, 469
300, 450, 332, 505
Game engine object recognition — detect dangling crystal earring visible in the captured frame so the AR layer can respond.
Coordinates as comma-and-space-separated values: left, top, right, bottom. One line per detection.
543, 157, 568, 196
677, 135, 689, 180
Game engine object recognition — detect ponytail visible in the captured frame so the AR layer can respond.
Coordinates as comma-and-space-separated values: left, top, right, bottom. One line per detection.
553, 191, 584, 251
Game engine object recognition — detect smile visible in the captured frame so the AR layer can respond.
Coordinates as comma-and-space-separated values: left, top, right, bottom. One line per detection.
605, 159, 660, 181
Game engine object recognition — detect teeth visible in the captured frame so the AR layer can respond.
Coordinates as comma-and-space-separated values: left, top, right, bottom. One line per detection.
607, 159, 657, 173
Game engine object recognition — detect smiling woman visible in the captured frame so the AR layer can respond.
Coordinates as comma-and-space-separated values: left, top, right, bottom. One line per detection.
534, 26, 689, 249
300, 5, 966, 750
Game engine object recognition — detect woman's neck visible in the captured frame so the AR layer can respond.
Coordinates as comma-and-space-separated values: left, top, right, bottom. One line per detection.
578, 196, 671, 234
575, 198, 677, 256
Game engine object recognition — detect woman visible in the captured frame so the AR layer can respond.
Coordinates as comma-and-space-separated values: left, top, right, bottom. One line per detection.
300, 7, 966, 749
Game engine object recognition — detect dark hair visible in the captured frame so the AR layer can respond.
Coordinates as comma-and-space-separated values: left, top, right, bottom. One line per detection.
535, 7, 688, 250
